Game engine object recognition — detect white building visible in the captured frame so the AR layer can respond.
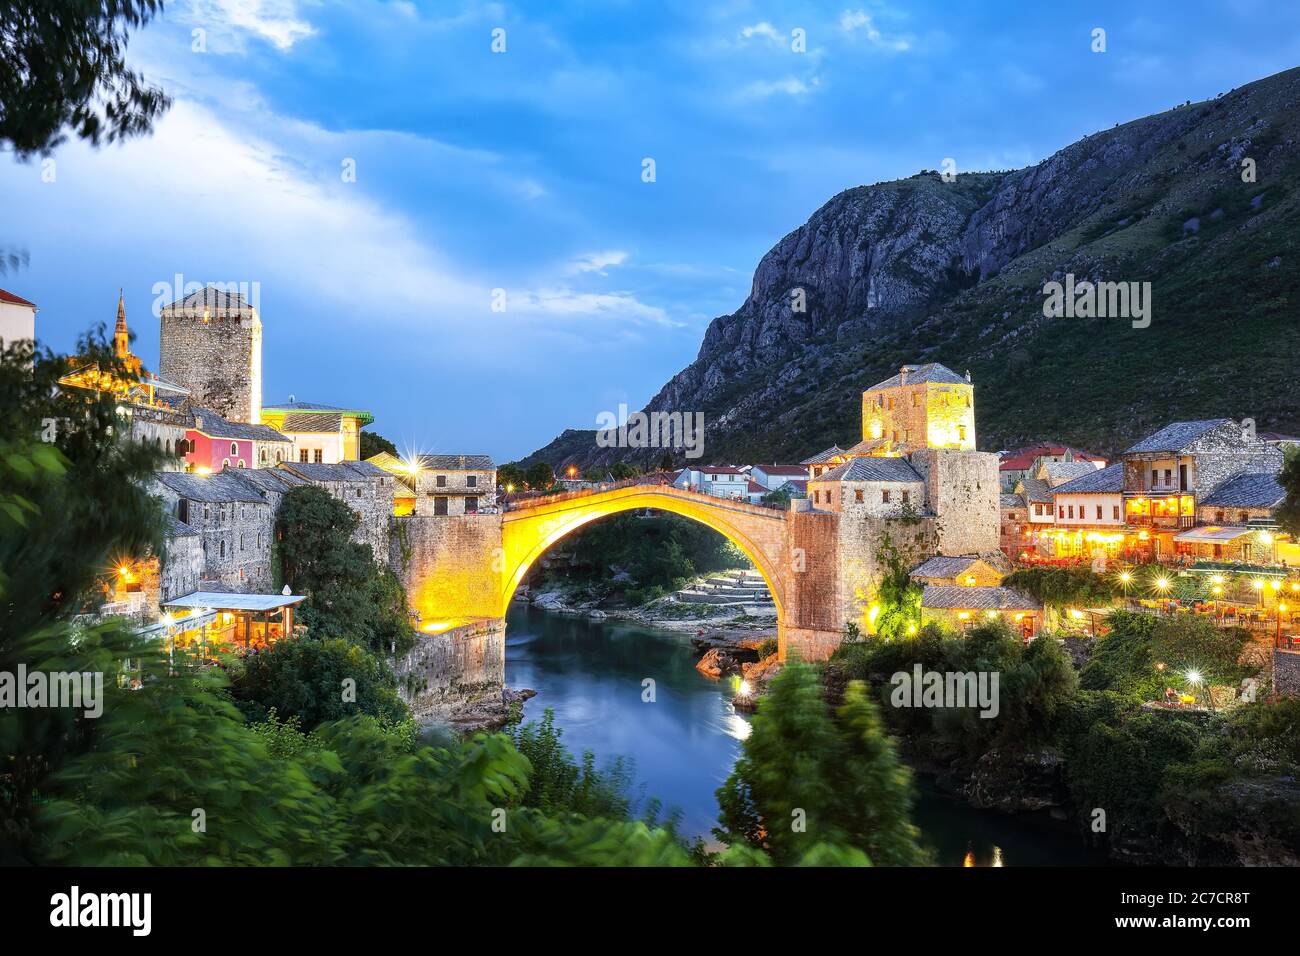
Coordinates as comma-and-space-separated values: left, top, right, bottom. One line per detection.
673, 465, 749, 499
750, 464, 808, 491
0, 288, 37, 349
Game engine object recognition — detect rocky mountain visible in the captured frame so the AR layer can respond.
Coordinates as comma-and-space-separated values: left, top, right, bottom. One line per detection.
526, 65, 1300, 469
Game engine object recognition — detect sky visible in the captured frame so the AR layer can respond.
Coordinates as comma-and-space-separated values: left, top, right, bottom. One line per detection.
3, 1, 1298, 462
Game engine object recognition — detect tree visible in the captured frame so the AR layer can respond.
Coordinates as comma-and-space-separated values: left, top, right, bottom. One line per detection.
496, 462, 525, 491
524, 461, 554, 491
226, 638, 407, 730
874, 536, 922, 639
0, 1, 171, 158
1277, 445, 1300, 539
714, 662, 925, 865
277, 486, 413, 654
358, 430, 398, 460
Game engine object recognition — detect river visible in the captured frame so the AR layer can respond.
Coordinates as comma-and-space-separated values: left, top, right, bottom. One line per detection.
504, 602, 1107, 865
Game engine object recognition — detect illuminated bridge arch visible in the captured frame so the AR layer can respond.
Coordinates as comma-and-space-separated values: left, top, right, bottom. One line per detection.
500, 484, 790, 623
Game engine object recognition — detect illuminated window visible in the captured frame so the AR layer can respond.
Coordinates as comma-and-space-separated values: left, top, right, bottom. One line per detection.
855, 489, 864, 503
958, 425, 967, 441
912, 393, 920, 407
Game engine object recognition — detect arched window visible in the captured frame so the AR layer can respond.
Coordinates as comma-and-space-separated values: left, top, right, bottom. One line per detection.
231, 442, 239, 456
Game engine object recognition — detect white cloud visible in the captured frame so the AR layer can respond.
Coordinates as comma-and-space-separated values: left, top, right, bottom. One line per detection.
737, 76, 818, 99
510, 289, 676, 328
838, 9, 911, 51
568, 250, 628, 275
740, 22, 782, 44
185, 0, 316, 52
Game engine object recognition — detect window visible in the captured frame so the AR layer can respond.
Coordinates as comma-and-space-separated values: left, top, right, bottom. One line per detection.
1096, 505, 1103, 520
902, 490, 910, 505
1113, 505, 1120, 520
314, 449, 323, 463
1034, 504, 1042, 516
260, 449, 268, 464
813, 490, 820, 503
178, 500, 189, 523
465, 496, 478, 514
204, 504, 210, 520
467, 475, 477, 488
912, 393, 920, 407
220, 540, 226, 558
958, 425, 967, 441
1067, 505, 1074, 519
854, 489, 864, 503
434, 496, 448, 515
888, 396, 895, 410
300, 449, 309, 463
1215, 510, 1225, 523
882, 490, 892, 503
231, 442, 239, 456
356, 488, 362, 498
891, 431, 898, 443
903, 429, 910, 443
436, 475, 447, 487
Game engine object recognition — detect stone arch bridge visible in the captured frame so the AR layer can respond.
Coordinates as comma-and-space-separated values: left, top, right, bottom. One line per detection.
393, 482, 853, 663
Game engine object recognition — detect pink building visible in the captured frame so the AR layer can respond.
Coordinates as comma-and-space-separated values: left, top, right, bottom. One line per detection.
185, 406, 292, 473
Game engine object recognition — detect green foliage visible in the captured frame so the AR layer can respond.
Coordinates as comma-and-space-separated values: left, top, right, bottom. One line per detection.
761, 486, 793, 508
358, 430, 398, 460
496, 462, 525, 491
524, 461, 555, 490
0, 1, 170, 158
277, 485, 414, 654
1080, 611, 1251, 701
508, 709, 633, 819
1003, 565, 1118, 608
873, 536, 922, 639
225, 637, 408, 731
714, 662, 925, 865
1278, 445, 1300, 539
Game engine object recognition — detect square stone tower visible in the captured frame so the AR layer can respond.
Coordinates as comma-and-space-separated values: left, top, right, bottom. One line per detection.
159, 287, 263, 424
861, 363, 975, 455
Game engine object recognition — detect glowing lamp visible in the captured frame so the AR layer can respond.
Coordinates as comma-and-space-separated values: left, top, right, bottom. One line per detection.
1212, 575, 1225, 585
957, 611, 970, 620
965, 576, 976, 585
1270, 579, 1281, 591
1119, 572, 1132, 584
1185, 669, 1204, 686
1069, 608, 1084, 620
907, 623, 917, 635
738, 680, 752, 697
1253, 580, 1265, 590
1155, 577, 1169, 590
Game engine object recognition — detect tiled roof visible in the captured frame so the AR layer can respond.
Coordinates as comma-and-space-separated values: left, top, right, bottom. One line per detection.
1000, 493, 1025, 510
866, 363, 968, 391
785, 479, 808, 494
280, 461, 389, 483
0, 288, 36, 307
1043, 461, 1099, 485
190, 406, 291, 443
999, 442, 1105, 471
746, 480, 767, 494
277, 412, 343, 433
263, 400, 375, 428
815, 456, 923, 483
159, 287, 255, 314
225, 468, 307, 495
1018, 475, 1054, 504
1125, 419, 1231, 455
843, 437, 892, 456
700, 465, 745, 475
1200, 472, 1284, 509
921, 584, 1040, 611
910, 556, 981, 579
800, 445, 846, 465
413, 454, 495, 471
1053, 462, 1124, 495
163, 513, 198, 538
153, 471, 268, 504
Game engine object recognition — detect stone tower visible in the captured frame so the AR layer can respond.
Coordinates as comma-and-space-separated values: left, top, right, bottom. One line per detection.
159, 287, 262, 423
113, 289, 130, 360
860, 363, 976, 455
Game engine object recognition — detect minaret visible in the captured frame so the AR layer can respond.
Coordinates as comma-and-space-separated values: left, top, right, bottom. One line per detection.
113, 289, 130, 360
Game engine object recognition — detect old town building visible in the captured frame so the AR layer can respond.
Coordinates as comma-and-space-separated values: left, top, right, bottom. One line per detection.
159, 287, 263, 425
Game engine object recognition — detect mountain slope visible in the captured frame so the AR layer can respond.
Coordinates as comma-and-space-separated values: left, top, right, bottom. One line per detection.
527, 66, 1300, 468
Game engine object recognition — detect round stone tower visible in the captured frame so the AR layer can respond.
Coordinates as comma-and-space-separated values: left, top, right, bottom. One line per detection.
158, 286, 263, 423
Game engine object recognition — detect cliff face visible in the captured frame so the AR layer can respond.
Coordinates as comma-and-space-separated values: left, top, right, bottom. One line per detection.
527, 65, 1300, 469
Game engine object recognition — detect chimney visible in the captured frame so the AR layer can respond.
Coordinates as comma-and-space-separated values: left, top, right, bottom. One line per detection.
899, 366, 908, 385
965, 369, 972, 383
1242, 418, 1256, 442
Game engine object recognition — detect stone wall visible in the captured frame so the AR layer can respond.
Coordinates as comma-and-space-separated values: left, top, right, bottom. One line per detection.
910, 448, 1000, 557
833, 511, 938, 635
391, 619, 505, 718
129, 404, 190, 471
1274, 649, 1300, 698
160, 528, 203, 601
159, 311, 262, 424
151, 482, 275, 591
392, 513, 505, 622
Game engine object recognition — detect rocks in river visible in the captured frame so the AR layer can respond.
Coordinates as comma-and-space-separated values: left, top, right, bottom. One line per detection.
964, 748, 1066, 813
444, 687, 537, 734
694, 639, 765, 681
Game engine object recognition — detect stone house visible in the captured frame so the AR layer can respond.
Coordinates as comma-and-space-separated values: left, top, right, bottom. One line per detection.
861, 363, 976, 454
1000, 492, 1028, 559
261, 400, 375, 463
920, 585, 1041, 640
800, 445, 847, 480
150, 471, 275, 591
1122, 418, 1284, 560
160, 513, 204, 602
998, 441, 1106, 492
806, 456, 926, 516
1177, 471, 1288, 565
398, 454, 497, 516
1039, 462, 1127, 559
279, 460, 396, 559
909, 555, 1004, 587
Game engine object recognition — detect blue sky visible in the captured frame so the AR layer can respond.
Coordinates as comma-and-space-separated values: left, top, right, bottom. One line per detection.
3, 0, 1297, 462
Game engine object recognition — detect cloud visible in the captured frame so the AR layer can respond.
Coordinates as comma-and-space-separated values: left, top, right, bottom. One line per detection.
737, 76, 819, 100
185, 0, 316, 52
510, 289, 676, 327
568, 250, 628, 275
838, 9, 911, 51
740, 22, 782, 44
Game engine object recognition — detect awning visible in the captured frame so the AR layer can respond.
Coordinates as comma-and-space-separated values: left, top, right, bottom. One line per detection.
163, 591, 306, 612
1173, 526, 1256, 544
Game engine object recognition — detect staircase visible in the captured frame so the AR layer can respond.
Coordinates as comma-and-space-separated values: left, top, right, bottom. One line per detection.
674, 569, 775, 613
